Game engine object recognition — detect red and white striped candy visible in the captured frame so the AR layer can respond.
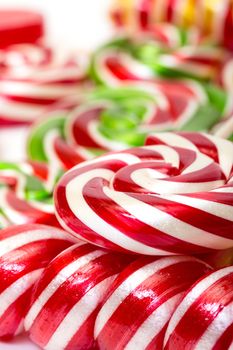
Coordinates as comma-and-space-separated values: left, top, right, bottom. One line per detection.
24, 243, 134, 350
95, 256, 211, 350
55, 132, 233, 256
0, 43, 86, 125
0, 161, 56, 228
0, 224, 75, 339
164, 266, 233, 349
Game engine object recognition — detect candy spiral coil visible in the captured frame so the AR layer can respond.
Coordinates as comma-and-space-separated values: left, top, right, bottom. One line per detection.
0, 43, 86, 125
55, 132, 233, 256
0, 161, 57, 228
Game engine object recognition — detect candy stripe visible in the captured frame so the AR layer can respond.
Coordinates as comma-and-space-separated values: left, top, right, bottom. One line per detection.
164, 266, 233, 349
0, 224, 75, 338
0, 43, 86, 125
95, 256, 211, 350
55, 132, 233, 255
25, 243, 134, 349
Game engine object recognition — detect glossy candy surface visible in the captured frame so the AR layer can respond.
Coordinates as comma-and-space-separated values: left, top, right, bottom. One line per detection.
95, 255, 211, 350
164, 266, 233, 349
0, 224, 75, 339
25, 243, 134, 350
55, 132, 233, 256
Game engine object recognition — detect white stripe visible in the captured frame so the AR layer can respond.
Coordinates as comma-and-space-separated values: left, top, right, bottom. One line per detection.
0, 227, 74, 257
45, 275, 117, 350
213, 186, 233, 193
0, 98, 45, 120
24, 247, 106, 330
125, 293, 183, 350
182, 152, 212, 175
163, 193, 233, 222
0, 269, 43, 317
104, 187, 233, 250
148, 133, 198, 151
203, 133, 233, 178
0, 188, 29, 225
164, 266, 233, 346
195, 301, 233, 350
0, 81, 78, 99
95, 256, 196, 337
214, 116, 233, 139
69, 152, 140, 171
131, 177, 224, 194
65, 169, 168, 255
158, 55, 215, 78
142, 145, 180, 167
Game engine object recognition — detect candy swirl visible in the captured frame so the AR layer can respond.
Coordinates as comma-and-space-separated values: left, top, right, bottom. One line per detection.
0, 43, 87, 125
27, 81, 228, 172
0, 161, 57, 227
111, 0, 233, 51
90, 28, 227, 82
55, 132, 233, 256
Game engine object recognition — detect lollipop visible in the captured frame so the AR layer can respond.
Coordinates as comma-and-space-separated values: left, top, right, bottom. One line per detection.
25, 243, 134, 350
111, 0, 233, 51
164, 266, 233, 349
0, 224, 75, 339
90, 25, 228, 83
27, 80, 228, 171
55, 132, 233, 256
95, 256, 211, 350
0, 160, 57, 227
0, 43, 87, 125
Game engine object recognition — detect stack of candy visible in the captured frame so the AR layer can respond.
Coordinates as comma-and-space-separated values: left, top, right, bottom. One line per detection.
0, 4, 233, 350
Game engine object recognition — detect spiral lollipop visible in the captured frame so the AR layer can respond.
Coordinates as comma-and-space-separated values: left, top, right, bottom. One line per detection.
0, 160, 57, 228
0, 224, 75, 339
0, 43, 87, 125
55, 131, 233, 256
111, 0, 233, 51
27, 82, 228, 172
90, 25, 227, 83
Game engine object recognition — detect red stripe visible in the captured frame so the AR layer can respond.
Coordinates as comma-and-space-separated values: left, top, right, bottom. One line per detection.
165, 271, 233, 350
29, 248, 132, 348
97, 259, 211, 349
54, 137, 85, 169
0, 286, 33, 339
70, 107, 105, 149
0, 239, 72, 293
130, 191, 233, 241
29, 244, 98, 306
66, 309, 99, 350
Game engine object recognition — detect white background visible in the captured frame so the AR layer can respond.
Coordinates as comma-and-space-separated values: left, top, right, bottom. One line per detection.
0, 1, 112, 349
